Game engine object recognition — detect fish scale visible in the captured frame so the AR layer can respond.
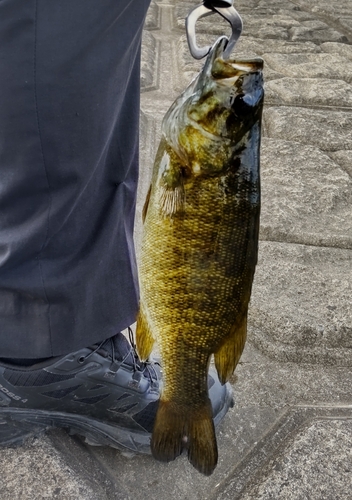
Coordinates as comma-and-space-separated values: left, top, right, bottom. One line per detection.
141, 169, 254, 339
136, 37, 264, 475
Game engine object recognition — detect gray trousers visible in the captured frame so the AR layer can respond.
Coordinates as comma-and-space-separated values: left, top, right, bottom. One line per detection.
0, 0, 150, 357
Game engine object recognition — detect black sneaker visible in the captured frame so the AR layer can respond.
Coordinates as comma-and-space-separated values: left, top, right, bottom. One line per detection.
0, 331, 233, 453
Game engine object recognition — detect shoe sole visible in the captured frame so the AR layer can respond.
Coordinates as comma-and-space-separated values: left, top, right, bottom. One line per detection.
0, 385, 233, 453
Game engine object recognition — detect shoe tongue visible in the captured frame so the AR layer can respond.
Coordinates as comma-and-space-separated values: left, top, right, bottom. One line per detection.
111, 333, 135, 364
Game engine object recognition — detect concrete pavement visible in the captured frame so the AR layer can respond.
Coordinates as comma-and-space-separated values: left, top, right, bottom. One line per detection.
1, 1, 351, 498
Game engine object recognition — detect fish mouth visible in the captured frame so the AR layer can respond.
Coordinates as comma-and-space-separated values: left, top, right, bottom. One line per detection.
214, 37, 264, 70
227, 59, 264, 73
207, 37, 264, 83
212, 57, 264, 82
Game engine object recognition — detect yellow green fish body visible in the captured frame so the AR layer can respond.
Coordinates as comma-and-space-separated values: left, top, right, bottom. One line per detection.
136, 38, 264, 475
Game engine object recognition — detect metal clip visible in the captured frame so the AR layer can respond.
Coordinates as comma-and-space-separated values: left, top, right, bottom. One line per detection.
186, 1, 243, 60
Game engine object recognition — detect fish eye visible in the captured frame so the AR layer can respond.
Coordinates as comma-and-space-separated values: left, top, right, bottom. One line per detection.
232, 94, 252, 117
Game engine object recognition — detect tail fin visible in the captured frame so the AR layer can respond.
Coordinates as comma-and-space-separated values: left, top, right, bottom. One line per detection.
151, 399, 218, 476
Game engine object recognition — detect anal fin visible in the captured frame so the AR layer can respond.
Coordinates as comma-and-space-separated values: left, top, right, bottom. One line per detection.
135, 306, 155, 361
214, 313, 248, 385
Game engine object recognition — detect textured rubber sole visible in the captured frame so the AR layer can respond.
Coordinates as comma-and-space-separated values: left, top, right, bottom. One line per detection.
0, 408, 151, 453
0, 385, 234, 452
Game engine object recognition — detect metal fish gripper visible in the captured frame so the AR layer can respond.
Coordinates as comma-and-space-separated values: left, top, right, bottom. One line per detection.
186, 0, 243, 60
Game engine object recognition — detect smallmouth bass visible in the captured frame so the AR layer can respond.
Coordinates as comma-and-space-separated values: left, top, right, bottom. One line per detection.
136, 37, 264, 475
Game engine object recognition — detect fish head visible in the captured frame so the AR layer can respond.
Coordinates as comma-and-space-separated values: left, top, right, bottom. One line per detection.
163, 37, 264, 178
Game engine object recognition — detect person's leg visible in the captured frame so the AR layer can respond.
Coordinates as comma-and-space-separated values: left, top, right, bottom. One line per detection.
0, 0, 149, 358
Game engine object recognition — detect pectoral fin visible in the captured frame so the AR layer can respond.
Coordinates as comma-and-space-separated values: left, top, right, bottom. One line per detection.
159, 181, 185, 217
214, 313, 247, 385
158, 148, 186, 217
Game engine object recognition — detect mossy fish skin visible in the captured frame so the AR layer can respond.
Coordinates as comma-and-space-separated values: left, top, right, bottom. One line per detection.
136, 37, 264, 476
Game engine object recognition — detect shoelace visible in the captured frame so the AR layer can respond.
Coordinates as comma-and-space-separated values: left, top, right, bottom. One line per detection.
127, 328, 160, 385
78, 328, 159, 386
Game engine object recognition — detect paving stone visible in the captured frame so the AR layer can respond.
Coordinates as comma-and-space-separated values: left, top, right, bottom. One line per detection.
260, 138, 352, 249
242, 16, 299, 41
289, 25, 348, 43
174, 34, 207, 89
144, 1, 161, 31
339, 18, 352, 33
242, 37, 321, 56
262, 66, 285, 82
330, 150, 352, 178
243, 7, 278, 17
249, 241, 352, 365
278, 9, 317, 23
240, 420, 352, 500
215, 406, 352, 500
235, 345, 352, 408
290, 17, 329, 32
233, 0, 265, 11
257, 0, 302, 11
241, 39, 321, 55
293, 2, 352, 41
141, 31, 160, 91
263, 52, 352, 83
321, 41, 352, 61
251, 25, 290, 41
263, 107, 352, 152
0, 436, 102, 499
312, 5, 352, 20
264, 77, 352, 107
294, 0, 352, 19
301, 19, 337, 31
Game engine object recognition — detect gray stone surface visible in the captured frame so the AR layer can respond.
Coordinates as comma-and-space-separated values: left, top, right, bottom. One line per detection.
331, 150, 352, 178
141, 31, 160, 91
0, 436, 103, 499
249, 241, 352, 365
2, 0, 352, 498
293, 0, 352, 40
260, 138, 352, 249
289, 24, 347, 43
263, 52, 352, 83
240, 419, 352, 500
321, 41, 352, 60
215, 406, 352, 500
263, 107, 352, 152
145, 1, 161, 31
265, 77, 352, 107
240, 38, 321, 55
